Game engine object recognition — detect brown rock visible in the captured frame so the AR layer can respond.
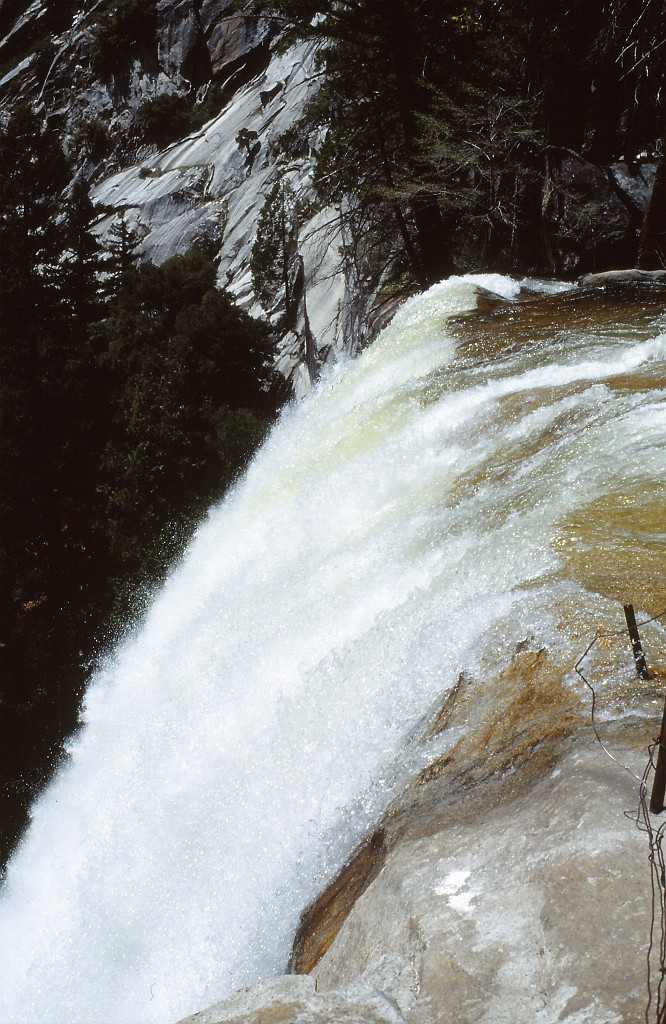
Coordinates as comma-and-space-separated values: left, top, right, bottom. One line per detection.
288, 829, 387, 974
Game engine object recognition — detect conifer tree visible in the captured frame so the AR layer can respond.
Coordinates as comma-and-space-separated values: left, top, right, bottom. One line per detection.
95, 246, 279, 585
91, 0, 158, 76
62, 179, 105, 323
257, 0, 537, 282
0, 104, 69, 337
259, 0, 664, 277
0, 106, 100, 867
104, 213, 141, 295
251, 179, 302, 323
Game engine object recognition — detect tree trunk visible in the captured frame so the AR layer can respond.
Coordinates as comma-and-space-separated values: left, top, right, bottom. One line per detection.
411, 191, 456, 283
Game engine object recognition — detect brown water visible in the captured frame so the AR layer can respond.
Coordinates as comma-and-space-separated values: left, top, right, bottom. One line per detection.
450, 290, 666, 621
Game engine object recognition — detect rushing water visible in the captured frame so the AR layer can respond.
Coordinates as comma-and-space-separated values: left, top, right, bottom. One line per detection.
1, 275, 665, 1024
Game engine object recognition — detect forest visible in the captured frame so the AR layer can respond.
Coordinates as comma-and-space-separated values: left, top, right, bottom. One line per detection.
258, 0, 665, 282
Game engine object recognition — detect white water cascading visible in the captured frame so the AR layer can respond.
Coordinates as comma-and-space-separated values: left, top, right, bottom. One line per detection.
1, 275, 664, 1024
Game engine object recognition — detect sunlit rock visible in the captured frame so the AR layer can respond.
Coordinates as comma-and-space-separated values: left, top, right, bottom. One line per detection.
308, 725, 653, 1024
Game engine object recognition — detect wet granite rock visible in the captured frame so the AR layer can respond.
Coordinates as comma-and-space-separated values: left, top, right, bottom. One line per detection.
610, 161, 658, 217
177, 975, 407, 1024
308, 727, 652, 1024
175, 726, 656, 1024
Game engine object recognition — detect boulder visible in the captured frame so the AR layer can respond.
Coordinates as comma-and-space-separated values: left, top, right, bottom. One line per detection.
309, 727, 652, 1024
176, 975, 406, 1024
577, 268, 666, 294
542, 152, 634, 275
610, 161, 657, 217
175, 724, 657, 1024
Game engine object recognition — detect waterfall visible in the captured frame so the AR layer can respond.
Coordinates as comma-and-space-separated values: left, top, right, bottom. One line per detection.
1, 275, 664, 1024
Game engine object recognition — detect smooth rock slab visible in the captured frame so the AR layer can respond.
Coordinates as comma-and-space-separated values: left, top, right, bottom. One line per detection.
311, 728, 651, 1024
577, 268, 666, 290
176, 725, 656, 1024
176, 974, 407, 1024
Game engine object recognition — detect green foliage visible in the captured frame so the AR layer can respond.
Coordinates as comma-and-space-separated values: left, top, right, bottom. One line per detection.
91, 0, 157, 76
94, 246, 280, 588
138, 93, 197, 147
263, 0, 663, 281
250, 179, 305, 320
137, 81, 235, 148
103, 213, 141, 290
0, 107, 103, 862
260, 0, 533, 283
417, 85, 542, 267
195, 81, 230, 126
62, 179, 105, 319
70, 117, 111, 162
0, 104, 69, 336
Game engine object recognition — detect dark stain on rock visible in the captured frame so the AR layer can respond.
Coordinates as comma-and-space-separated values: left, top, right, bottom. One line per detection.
288, 829, 387, 974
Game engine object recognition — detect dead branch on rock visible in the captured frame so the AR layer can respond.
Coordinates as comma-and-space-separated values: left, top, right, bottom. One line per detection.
574, 606, 666, 1024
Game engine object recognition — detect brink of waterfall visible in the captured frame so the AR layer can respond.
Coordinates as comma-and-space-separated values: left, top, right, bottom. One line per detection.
1, 274, 664, 1024
1, 4, 665, 1021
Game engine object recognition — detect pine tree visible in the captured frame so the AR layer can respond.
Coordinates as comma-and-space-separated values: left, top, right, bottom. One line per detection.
96, 247, 279, 585
0, 104, 69, 339
260, 0, 664, 277
0, 107, 103, 867
259, 0, 537, 282
250, 179, 302, 323
104, 213, 141, 295
91, 0, 158, 77
62, 179, 105, 322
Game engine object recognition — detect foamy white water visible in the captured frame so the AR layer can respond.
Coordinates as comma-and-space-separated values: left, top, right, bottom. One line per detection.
1, 275, 664, 1024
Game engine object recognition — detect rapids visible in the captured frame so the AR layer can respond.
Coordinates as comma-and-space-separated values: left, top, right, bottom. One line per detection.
0, 274, 664, 1024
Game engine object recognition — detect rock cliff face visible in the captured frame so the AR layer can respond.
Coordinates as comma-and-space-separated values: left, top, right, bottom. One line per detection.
177, 629, 666, 1024
0, 1, 371, 390
542, 153, 657, 275
0, 2, 658, 388
87, 35, 351, 390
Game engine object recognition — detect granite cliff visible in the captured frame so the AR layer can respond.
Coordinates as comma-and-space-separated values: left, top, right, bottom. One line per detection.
0, 1, 660, 387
